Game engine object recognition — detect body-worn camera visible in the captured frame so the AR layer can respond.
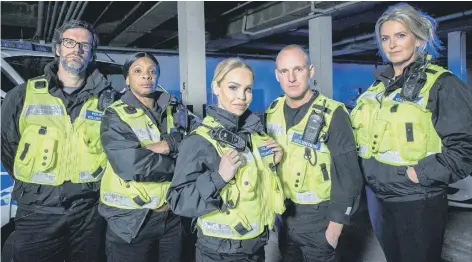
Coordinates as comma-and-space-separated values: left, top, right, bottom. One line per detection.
210, 128, 246, 152
400, 70, 427, 101
302, 111, 325, 145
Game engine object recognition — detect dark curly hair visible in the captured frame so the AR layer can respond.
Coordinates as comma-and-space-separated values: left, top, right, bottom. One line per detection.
52, 20, 99, 62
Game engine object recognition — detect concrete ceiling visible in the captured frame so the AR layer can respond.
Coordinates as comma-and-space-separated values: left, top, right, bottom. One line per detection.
1, 1, 472, 64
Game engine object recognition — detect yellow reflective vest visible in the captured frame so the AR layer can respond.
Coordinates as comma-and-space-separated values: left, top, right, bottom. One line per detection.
350, 64, 449, 166
195, 115, 285, 240
266, 93, 346, 205
14, 77, 106, 185
100, 101, 175, 210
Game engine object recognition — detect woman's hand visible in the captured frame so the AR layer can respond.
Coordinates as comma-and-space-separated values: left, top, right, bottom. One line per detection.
218, 149, 243, 182
265, 138, 283, 165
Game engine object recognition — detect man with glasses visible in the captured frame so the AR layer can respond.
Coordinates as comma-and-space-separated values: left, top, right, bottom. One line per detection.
265, 45, 364, 261
1, 20, 118, 261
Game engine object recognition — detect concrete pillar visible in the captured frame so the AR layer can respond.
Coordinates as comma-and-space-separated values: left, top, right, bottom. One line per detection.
309, 16, 333, 98
178, 1, 207, 118
448, 31, 467, 83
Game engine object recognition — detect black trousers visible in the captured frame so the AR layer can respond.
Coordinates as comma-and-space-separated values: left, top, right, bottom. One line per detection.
376, 193, 448, 262
279, 201, 337, 262
105, 210, 182, 262
12, 201, 106, 262
195, 228, 268, 262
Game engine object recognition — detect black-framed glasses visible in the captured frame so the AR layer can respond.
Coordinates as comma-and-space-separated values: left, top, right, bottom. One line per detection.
61, 38, 92, 51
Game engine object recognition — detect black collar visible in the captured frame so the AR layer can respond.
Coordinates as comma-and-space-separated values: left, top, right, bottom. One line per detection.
206, 105, 264, 133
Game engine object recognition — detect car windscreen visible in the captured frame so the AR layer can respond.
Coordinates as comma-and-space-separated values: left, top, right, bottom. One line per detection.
3, 56, 126, 93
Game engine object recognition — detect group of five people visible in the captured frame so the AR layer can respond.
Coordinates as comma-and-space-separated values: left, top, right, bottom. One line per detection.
2, 3, 472, 262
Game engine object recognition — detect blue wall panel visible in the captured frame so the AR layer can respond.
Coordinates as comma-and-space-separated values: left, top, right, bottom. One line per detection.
126, 53, 379, 114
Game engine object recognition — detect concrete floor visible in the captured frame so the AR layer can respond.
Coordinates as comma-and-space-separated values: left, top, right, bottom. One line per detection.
337, 206, 472, 262
265, 202, 472, 262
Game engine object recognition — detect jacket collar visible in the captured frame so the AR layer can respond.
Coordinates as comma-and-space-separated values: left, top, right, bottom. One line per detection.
373, 55, 427, 94
206, 105, 264, 134
120, 90, 174, 110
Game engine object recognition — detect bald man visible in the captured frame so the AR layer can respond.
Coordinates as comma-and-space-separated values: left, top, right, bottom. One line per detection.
264, 45, 364, 262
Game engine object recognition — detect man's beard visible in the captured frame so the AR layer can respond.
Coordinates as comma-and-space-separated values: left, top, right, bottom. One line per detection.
60, 53, 89, 75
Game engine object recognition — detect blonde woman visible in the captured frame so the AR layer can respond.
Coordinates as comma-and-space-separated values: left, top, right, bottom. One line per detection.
167, 58, 285, 261
351, 3, 472, 262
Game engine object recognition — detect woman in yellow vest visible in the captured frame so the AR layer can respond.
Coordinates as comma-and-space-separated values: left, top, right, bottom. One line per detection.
99, 52, 189, 262
167, 58, 286, 262
351, 4, 472, 262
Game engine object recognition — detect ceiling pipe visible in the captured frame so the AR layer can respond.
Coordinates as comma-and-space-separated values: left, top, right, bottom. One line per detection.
63, 1, 77, 23
46, 2, 59, 41
42, 2, 52, 40
93, 1, 114, 26
241, 1, 360, 36
71, 1, 83, 21
332, 9, 472, 48
50, 2, 69, 41
76, 1, 89, 20
103, 2, 144, 44
33, 1, 45, 39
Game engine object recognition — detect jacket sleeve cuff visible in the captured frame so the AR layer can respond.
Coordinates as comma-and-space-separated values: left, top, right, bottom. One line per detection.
415, 160, 434, 186
327, 200, 354, 225
210, 171, 227, 191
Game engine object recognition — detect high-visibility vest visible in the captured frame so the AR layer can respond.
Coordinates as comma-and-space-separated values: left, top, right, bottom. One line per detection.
15, 77, 106, 185
195, 115, 285, 240
350, 64, 449, 166
100, 101, 175, 210
266, 93, 346, 204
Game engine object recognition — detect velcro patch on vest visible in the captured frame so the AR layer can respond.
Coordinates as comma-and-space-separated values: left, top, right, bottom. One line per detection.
290, 132, 320, 150
267, 124, 284, 136
85, 110, 103, 121
257, 145, 274, 157
392, 93, 423, 105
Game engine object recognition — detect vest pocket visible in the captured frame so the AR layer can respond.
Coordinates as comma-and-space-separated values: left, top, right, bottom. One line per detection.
221, 182, 241, 209
396, 121, 427, 161
36, 135, 57, 172
76, 126, 105, 183
15, 129, 37, 180
291, 160, 308, 193
350, 101, 374, 158
238, 165, 258, 201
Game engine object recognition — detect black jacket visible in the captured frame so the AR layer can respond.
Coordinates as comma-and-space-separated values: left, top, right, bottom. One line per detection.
361, 60, 472, 201
1, 60, 117, 213
166, 106, 270, 253
98, 90, 192, 243
167, 105, 265, 218
281, 92, 364, 225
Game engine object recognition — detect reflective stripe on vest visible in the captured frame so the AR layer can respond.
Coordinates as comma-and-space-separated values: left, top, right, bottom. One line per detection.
194, 115, 285, 240
23, 104, 65, 116
15, 78, 106, 185
100, 100, 175, 210
351, 64, 447, 166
